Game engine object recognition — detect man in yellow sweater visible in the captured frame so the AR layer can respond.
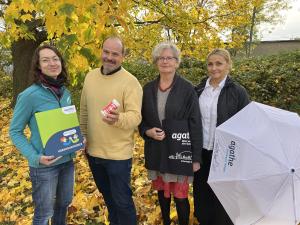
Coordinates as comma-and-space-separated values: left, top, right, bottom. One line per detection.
80, 36, 142, 225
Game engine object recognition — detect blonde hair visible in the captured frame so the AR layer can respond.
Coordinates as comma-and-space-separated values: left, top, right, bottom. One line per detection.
152, 42, 181, 64
207, 48, 232, 69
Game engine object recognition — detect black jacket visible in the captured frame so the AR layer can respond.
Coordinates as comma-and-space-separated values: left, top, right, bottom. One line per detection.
139, 75, 203, 172
195, 76, 250, 127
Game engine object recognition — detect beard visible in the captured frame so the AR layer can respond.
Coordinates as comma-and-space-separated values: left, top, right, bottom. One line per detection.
102, 58, 121, 74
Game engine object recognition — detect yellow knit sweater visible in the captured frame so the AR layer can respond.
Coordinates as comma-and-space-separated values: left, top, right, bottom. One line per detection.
80, 67, 143, 160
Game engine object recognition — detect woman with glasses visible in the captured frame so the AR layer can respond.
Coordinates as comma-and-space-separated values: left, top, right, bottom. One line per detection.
10, 45, 75, 225
139, 42, 203, 225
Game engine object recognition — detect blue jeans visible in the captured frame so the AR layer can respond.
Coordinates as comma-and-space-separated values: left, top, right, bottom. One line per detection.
87, 155, 137, 225
29, 160, 74, 225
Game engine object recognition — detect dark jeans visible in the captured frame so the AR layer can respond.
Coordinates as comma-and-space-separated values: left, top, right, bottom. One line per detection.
29, 160, 74, 225
193, 149, 233, 225
87, 155, 137, 225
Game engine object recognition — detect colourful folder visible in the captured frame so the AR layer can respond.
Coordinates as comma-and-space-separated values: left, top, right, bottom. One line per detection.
35, 105, 84, 156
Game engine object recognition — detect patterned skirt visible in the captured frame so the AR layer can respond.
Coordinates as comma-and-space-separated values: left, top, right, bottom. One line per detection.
151, 175, 190, 199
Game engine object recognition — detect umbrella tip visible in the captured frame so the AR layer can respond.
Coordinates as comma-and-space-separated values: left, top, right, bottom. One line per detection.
291, 168, 295, 173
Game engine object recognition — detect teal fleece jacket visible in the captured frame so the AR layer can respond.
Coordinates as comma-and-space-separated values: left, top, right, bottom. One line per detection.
9, 84, 75, 168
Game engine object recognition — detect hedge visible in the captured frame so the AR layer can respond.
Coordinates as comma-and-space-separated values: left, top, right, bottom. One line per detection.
121, 51, 300, 114
232, 52, 300, 114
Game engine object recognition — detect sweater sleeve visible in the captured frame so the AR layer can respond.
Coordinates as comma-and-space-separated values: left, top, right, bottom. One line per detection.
9, 93, 42, 167
188, 89, 203, 164
113, 78, 143, 130
80, 81, 88, 138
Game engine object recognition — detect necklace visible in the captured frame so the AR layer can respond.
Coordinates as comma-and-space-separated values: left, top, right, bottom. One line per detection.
159, 80, 174, 92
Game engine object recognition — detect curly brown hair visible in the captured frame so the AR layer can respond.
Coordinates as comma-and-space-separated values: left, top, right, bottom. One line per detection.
30, 44, 69, 85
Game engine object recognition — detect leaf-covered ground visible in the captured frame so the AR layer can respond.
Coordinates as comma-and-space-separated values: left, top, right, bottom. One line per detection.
0, 96, 198, 225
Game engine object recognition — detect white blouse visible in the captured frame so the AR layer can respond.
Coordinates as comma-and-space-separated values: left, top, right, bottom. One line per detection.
199, 76, 227, 150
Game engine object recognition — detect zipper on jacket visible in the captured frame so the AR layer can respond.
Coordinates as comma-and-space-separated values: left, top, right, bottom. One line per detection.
42, 84, 62, 108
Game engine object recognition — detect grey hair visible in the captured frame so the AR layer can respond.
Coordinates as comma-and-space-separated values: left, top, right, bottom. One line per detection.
207, 48, 232, 69
152, 42, 181, 64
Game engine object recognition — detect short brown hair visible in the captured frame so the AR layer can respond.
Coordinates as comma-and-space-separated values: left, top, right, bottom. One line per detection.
102, 36, 125, 55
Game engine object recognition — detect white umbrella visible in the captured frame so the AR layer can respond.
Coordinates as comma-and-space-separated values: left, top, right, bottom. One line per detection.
208, 101, 300, 225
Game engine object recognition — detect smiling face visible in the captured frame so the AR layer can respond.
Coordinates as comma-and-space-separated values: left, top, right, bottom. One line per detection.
39, 48, 62, 79
207, 54, 230, 83
101, 38, 124, 74
156, 48, 179, 76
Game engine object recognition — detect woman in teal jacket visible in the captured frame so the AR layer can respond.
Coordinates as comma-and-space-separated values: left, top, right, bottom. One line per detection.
10, 45, 75, 225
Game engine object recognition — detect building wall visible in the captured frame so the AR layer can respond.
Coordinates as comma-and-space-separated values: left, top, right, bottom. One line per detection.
252, 40, 300, 56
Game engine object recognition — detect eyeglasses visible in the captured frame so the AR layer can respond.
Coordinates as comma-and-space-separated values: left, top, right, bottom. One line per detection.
157, 56, 177, 62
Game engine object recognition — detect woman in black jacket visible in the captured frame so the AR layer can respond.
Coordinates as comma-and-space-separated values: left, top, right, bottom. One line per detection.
193, 48, 250, 225
139, 42, 202, 225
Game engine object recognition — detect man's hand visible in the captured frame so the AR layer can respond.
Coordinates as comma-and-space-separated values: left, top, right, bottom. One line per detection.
102, 109, 119, 125
145, 127, 166, 141
39, 155, 62, 166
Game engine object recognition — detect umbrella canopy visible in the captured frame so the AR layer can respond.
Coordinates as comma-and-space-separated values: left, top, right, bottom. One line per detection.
208, 101, 300, 225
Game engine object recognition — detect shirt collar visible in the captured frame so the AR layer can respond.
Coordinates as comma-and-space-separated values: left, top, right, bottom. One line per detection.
205, 75, 227, 89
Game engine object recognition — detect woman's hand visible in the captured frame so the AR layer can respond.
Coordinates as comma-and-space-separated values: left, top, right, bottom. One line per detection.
193, 162, 201, 172
39, 155, 62, 166
145, 127, 166, 141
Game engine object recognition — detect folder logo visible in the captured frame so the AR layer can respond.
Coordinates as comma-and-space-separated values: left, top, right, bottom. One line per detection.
60, 129, 80, 146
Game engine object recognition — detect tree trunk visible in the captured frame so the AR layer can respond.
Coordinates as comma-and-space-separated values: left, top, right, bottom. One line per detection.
247, 6, 257, 58
11, 37, 46, 106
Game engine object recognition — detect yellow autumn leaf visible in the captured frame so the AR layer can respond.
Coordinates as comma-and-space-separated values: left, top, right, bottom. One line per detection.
20, 0, 36, 12
20, 14, 33, 22
85, 194, 100, 210
134, 177, 145, 186
70, 54, 89, 71
170, 208, 177, 220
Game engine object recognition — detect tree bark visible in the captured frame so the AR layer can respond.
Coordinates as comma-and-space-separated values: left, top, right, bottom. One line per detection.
247, 6, 257, 57
11, 37, 46, 106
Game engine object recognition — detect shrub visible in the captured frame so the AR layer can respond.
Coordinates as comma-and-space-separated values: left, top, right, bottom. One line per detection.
123, 51, 300, 114
123, 60, 157, 86
232, 51, 300, 114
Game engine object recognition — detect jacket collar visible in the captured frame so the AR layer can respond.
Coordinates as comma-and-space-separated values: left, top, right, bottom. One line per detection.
195, 75, 234, 96
205, 75, 227, 89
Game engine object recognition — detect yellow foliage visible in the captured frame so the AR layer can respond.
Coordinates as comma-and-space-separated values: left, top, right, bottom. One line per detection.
19, 0, 36, 12
2, 0, 288, 75
69, 54, 89, 71
20, 14, 33, 22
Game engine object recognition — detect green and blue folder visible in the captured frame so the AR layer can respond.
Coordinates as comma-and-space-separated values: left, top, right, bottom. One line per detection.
35, 105, 84, 156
